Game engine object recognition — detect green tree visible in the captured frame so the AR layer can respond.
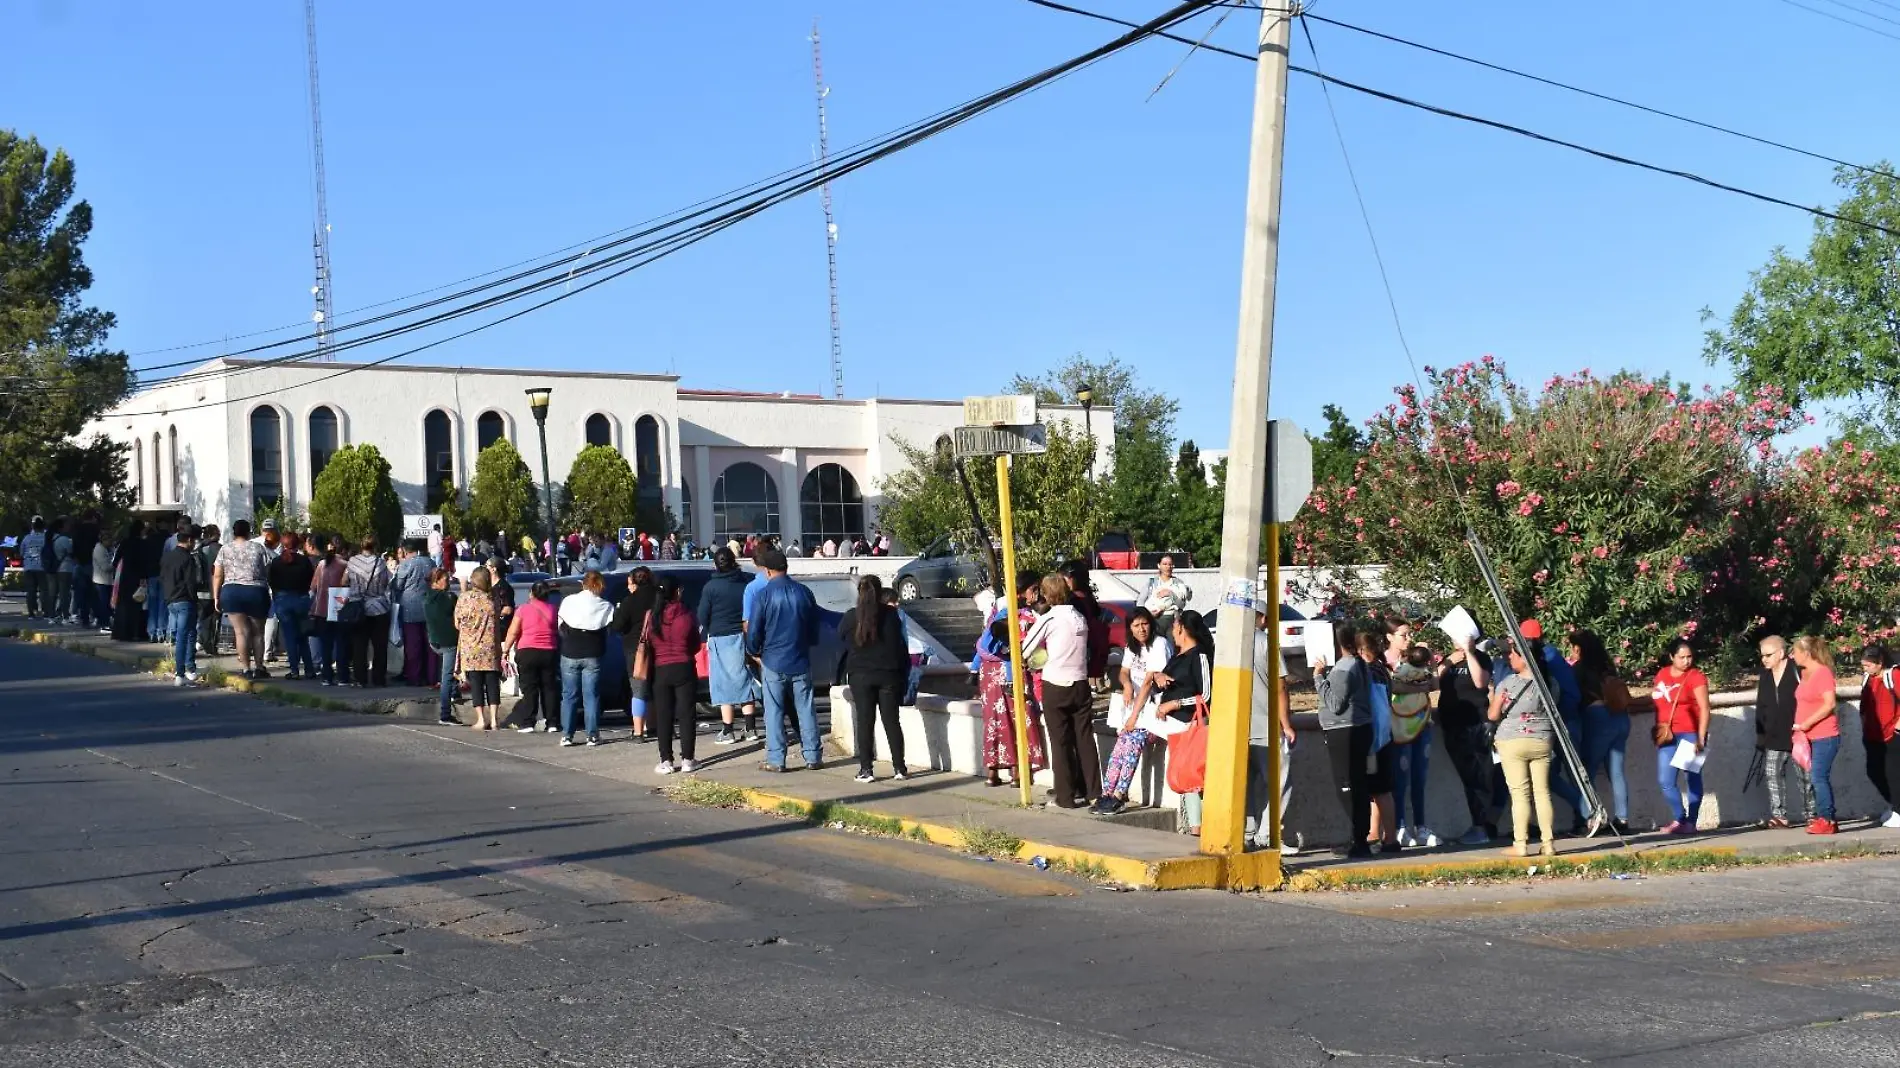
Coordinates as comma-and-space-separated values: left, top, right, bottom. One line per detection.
436, 482, 470, 542
466, 439, 537, 541
1009, 352, 1180, 551
307, 444, 402, 548
0, 130, 135, 531
561, 445, 637, 533
1168, 441, 1226, 566
1311, 403, 1368, 485
1703, 164, 1900, 425
878, 423, 1108, 576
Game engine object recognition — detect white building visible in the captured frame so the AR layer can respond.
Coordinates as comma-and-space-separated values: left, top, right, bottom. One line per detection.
91, 359, 1112, 552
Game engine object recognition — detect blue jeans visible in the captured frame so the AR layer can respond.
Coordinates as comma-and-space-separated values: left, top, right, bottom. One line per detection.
1548, 708, 1589, 824
73, 573, 94, 627
271, 593, 315, 676
561, 656, 601, 740
761, 663, 820, 767
435, 645, 459, 717
146, 578, 167, 639
1809, 733, 1841, 820
316, 620, 350, 683
1657, 731, 1705, 824
1390, 726, 1432, 830
167, 601, 198, 676
1580, 703, 1631, 821
95, 583, 114, 629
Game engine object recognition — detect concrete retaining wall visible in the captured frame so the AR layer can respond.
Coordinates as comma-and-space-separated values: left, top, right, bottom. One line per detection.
829, 686, 1891, 845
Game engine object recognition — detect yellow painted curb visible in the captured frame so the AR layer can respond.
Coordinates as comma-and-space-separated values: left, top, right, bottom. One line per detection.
1299, 843, 1751, 888
704, 784, 1283, 891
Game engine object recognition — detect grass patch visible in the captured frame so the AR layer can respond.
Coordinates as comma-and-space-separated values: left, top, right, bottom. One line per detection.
957, 818, 1024, 859
665, 779, 750, 809
1048, 855, 1112, 881
1314, 843, 1890, 891
906, 825, 933, 844
805, 799, 906, 837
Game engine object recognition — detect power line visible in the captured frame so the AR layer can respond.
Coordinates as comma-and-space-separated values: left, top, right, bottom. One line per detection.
1813, 0, 1900, 26
103, 0, 1224, 418
1025, 0, 1900, 240
1303, 13, 1881, 176
1775, 0, 1900, 42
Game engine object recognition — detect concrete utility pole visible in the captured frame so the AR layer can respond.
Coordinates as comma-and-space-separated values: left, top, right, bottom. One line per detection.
1200, 3, 1294, 888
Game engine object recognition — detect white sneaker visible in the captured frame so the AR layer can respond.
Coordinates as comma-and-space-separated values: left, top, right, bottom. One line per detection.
713, 730, 738, 745
854, 771, 875, 783
1279, 838, 1303, 857
559, 737, 578, 747
1398, 825, 1419, 848
679, 758, 697, 774
1882, 811, 1900, 829
172, 676, 186, 688
515, 725, 536, 733
184, 671, 199, 683
654, 760, 677, 775
1415, 825, 1443, 848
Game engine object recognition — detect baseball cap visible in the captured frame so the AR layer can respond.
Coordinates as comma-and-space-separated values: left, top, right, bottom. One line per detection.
1519, 619, 1544, 640
261, 518, 278, 531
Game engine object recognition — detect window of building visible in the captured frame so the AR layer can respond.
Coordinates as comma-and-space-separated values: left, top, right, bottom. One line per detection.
584, 413, 611, 448
476, 410, 506, 452
679, 480, 693, 538
800, 463, 864, 552
133, 437, 144, 505
251, 407, 284, 511
634, 415, 662, 508
711, 462, 778, 544
310, 406, 339, 484
152, 433, 162, 503
424, 410, 454, 509
168, 425, 179, 503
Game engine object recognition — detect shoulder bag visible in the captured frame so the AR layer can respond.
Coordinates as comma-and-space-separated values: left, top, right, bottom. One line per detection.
629, 614, 654, 682
1165, 695, 1210, 795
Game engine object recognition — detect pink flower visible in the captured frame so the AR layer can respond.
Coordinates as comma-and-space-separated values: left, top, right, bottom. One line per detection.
1496, 480, 1522, 498
1592, 545, 1610, 559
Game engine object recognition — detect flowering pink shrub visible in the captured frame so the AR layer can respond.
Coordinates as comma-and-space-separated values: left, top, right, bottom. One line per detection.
1291, 357, 1801, 669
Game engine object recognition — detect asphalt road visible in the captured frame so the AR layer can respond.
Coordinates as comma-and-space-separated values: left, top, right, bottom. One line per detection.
5, 639, 1900, 1067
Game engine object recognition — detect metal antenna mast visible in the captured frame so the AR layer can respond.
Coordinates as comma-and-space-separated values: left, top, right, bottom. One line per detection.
811, 18, 844, 398
304, 0, 335, 359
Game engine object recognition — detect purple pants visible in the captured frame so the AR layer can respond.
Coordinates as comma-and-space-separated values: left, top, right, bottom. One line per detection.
402, 621, 438, 684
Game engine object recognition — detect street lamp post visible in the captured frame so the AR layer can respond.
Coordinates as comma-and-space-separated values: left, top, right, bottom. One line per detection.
1077, 383, 1096, 482
525, 387, 557, 561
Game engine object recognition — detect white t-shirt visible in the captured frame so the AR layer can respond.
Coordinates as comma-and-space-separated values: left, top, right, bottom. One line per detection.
1128, 636, 1174, 693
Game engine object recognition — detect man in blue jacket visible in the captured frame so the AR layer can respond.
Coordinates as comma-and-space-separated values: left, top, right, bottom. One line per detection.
745, 547, 822, 771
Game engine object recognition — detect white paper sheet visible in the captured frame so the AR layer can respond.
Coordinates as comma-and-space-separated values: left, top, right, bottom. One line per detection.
1304, 619, 1336, 668
1670, 739, 1707, 773
1439, 605, 1481, 647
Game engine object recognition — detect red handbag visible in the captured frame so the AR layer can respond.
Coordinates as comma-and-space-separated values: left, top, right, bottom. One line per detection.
694, 641, 709, 680
1165, 697, 1210, 795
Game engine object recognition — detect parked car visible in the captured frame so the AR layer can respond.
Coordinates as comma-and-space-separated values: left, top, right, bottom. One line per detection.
1093, 530, 1140, 570
892, 536, 987, 602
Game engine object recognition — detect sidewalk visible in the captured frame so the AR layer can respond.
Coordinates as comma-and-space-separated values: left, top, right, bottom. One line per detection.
7, 597, 1899, 891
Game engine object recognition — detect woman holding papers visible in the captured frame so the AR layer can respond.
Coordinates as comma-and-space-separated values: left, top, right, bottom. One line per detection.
1652, 640, 1711, 834
1790, 636, 1841, 835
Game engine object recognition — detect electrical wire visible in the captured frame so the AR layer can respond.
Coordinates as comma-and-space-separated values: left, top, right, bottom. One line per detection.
122, 0, 1222, 397
1813, 0, 1900, 26
102, 0, 1223, 418
1026, 0, 1900, 240
1302, 12, 1881, 176
1774, 0, 1900, 42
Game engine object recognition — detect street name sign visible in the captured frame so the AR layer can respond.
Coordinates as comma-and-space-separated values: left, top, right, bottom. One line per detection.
963, 394, 1038, 426
953, 423, 1047, 458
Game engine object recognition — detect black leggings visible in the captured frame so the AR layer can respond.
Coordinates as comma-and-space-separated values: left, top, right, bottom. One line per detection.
350, 615, 389, 686
849, 675, 907, 774
466, 670, 500, 707
1324, 723, 1375, 847
510, 647, 560, 727
1867, 737, 1900, 805
652, 661, 699, 763
1442, 722, 1500, 831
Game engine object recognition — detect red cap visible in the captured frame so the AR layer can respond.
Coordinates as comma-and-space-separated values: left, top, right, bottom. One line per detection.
1519, 619, 1544, 640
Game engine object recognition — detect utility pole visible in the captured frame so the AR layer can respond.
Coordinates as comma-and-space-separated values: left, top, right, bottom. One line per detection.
811, 18, 845, 399
1200, 4, 1293, 888
304, 0, 335, 359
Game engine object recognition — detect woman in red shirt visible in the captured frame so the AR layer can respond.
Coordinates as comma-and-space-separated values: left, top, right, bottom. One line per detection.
646, 575, 703, 776
1791, 635, 1842, 834
1858, 644, 1900, 830
1652, 639, 1710, 834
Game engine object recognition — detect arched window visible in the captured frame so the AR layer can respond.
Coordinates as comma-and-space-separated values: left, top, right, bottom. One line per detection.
584, 413, 612, 448
309, 406, 339, 484
711, 462, 779, 544
679, 480, 693, 538
477, 410, 506, 452
424, 409, 454, 508
250, 407, 284, 510
800, 463, 864, 552
133, 437, 145, 505
634, 415, 662, 508
168, 425, 179, 503
151, 433, 162, 503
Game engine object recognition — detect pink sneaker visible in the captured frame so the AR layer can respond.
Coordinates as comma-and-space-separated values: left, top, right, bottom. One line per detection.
1658, 820, 1684, 834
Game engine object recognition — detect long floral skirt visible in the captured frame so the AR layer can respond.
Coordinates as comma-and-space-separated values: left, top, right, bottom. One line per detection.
1101, 729, 1151, 800
979, 659, 1047, 773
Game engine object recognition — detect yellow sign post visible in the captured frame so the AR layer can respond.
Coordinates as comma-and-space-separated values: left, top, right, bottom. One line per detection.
995, 454, 1035, 808
1264, 522, 1285, 852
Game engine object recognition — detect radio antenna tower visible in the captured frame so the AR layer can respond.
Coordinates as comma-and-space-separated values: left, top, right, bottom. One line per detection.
304, 0, 336, 359
811, 18, 844, 398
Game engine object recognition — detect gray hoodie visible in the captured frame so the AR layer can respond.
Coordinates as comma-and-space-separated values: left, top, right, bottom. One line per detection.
1314, 655, 1372, 731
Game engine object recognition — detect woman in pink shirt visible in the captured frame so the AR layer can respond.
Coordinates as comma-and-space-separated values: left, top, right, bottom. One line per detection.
1791, 635, 1842, 835
503, 581, 561, 732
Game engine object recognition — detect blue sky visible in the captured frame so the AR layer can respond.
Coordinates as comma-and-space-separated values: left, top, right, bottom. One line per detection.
6, 0, 1895, 450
